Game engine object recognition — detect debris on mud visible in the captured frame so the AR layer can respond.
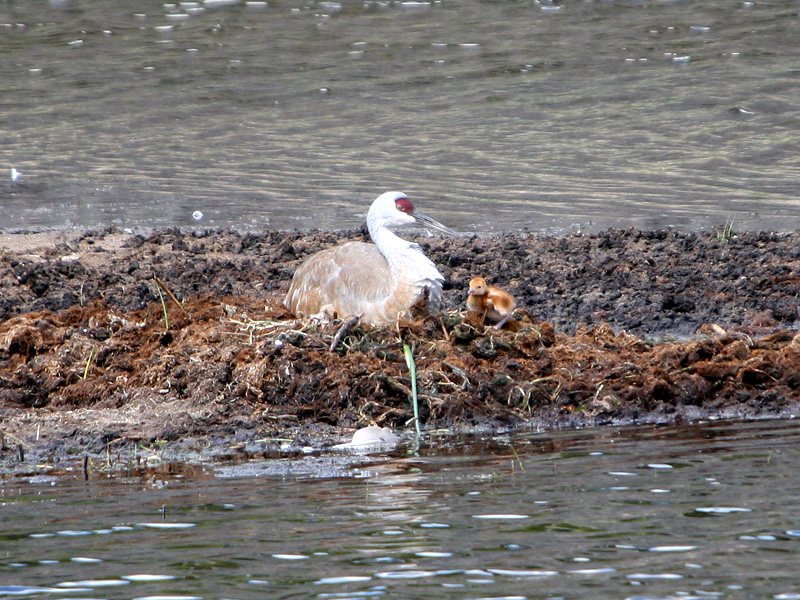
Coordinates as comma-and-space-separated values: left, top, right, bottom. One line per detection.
1, 227, 799, 473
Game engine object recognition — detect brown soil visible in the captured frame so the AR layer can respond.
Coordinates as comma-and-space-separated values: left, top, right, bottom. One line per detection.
1, 227, 799, 474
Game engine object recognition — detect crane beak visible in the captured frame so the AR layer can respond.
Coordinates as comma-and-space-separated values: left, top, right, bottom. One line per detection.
413, 210, 460, 237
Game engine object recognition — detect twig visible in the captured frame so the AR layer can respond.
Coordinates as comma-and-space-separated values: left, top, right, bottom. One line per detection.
2, 430, 31, 450
439, 317, 450, 342
330, 315, 360, 352
443, 361, 473, 391
155, 277, 190, 316
154, 276, 169, 331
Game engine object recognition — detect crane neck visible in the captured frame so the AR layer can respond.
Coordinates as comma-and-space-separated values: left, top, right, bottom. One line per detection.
369, 224, 419, 272
368, 221, 445, 313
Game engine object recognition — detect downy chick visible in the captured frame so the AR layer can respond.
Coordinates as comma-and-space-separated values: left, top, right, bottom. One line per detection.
467, 277, 516, 329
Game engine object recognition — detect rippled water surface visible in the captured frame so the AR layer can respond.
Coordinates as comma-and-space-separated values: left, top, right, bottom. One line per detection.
1, 0, 799, 233
3, 420, 800, 599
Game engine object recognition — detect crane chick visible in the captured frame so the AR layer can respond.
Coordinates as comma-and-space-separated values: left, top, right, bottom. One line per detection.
467, 277, 516, 329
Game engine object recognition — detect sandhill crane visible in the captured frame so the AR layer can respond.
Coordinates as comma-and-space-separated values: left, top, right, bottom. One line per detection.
467, 277, 516, 329
284, 191, 457, 325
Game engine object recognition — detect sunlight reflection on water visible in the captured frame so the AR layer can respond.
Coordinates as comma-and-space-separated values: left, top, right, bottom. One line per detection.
2, 420, 800, 598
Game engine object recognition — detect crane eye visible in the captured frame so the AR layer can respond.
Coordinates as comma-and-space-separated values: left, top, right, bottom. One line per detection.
395, 197, 414, 214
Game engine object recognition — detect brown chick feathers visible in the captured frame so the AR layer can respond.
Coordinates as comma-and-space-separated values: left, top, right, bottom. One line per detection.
467, 277, 516, 329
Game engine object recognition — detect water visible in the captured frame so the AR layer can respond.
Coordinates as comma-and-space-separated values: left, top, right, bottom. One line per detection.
1, 0, 799, 234
3, 419, 800, 599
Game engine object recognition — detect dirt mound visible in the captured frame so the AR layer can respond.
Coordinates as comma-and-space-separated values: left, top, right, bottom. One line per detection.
1, 227, 799, 472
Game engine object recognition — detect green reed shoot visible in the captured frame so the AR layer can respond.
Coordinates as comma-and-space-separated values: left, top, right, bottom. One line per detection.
82, 347, 95, 379
403, 343, 421, 438
717, 215, 736, 242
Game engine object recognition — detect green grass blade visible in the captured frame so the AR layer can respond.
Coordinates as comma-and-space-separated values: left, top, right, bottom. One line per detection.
403, 343, 421, 438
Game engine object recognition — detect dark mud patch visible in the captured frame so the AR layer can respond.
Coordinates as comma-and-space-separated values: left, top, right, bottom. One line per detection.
1, 227, 799, 475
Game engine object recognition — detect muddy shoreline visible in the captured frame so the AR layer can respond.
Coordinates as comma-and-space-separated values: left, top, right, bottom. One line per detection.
1, 227, 799, 476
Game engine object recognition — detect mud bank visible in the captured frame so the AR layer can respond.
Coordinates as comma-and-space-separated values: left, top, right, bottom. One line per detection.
1, 227, 799, 475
